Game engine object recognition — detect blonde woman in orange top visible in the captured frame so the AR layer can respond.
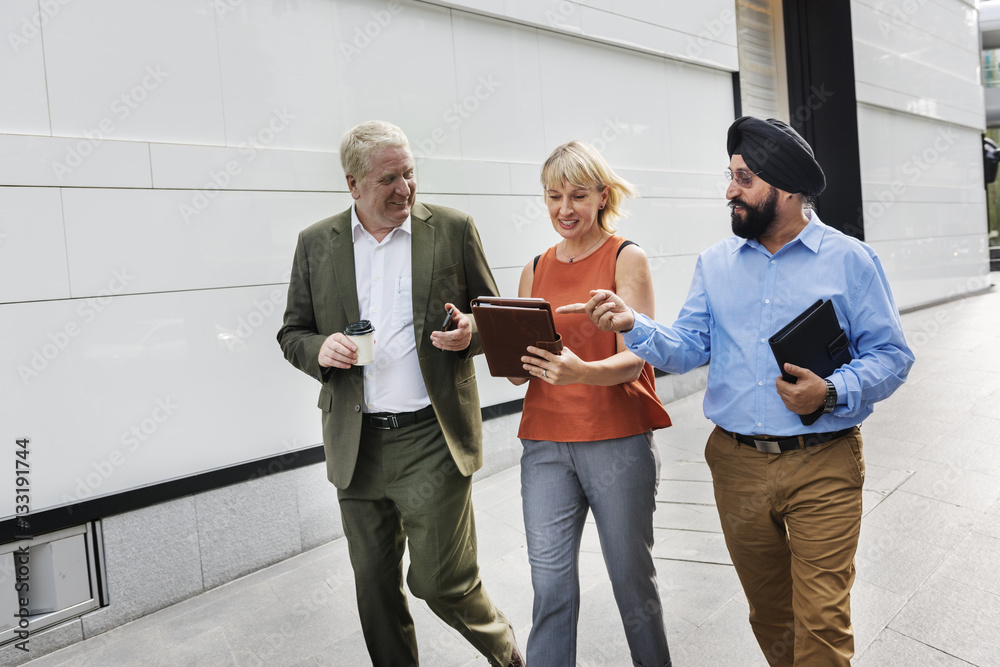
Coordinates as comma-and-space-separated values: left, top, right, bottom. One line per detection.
510, 141, 673, 666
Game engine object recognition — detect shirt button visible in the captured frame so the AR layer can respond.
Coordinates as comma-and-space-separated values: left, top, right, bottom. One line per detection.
760, 338, 766, 343
374, 276, 381, 283
770, 260, 776, 265
764, 299, 770, 304
758, 380, 764, 386
366, 372, 373, 379
757, 422, 763, 427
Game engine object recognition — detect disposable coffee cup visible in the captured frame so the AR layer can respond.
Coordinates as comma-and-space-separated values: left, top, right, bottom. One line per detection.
344, 320, 375, 366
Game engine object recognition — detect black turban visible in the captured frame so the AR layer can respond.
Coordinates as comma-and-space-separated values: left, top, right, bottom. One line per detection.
727, 117, 826, 196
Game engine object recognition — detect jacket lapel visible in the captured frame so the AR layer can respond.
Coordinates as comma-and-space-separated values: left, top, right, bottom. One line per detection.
329, 210, 361, 323
410, 202, 435, 346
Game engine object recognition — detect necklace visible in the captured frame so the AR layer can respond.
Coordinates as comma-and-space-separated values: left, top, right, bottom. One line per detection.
562, 234, 606, 263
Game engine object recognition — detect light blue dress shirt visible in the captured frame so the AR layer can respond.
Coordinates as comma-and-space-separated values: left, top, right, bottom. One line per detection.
623, 212, 914, 436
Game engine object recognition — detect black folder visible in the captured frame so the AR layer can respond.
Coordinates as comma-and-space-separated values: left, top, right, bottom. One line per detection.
471, 297, 563, 377
768, 299, 852, 425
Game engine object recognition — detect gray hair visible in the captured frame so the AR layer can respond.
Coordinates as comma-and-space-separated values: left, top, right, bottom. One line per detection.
339, 120, 410, 182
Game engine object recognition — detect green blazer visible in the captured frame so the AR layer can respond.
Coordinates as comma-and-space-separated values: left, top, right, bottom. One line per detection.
277, 202, 500, 488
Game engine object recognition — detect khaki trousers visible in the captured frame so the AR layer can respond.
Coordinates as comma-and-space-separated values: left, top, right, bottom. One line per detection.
705, 426, 865, 666
338, 417, 512, 667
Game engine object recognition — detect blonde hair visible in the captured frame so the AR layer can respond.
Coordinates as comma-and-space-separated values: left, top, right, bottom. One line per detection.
339, 120, 410, 181
541, 140, 637, 232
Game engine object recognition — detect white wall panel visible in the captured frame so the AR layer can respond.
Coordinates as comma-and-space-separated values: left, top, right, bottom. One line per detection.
853, 1, 978, 76
0, 0, 51, 136
150, 144, 341, 192
869, 235, 990, 307
451, 13, 546, 163
538, 33, 671, 171
664, 61, 735, 172
863, 201, 986, 242
854, 0, 977, 50
0, 134, 151, 188
61, 189, 350, 297
0, 286, 321, 515
467, 195, 555, 270
647, 254, 699, 325
852, 0, 984, 129
619, 198, 731, 258
42, 0, 226, 145
332, 0, 462, 158
0, 187, 70, 303
858, 105, 983, 193
215, 0, 342, 152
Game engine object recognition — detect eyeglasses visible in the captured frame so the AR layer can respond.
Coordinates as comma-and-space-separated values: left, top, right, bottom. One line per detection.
724, 169, 762, 188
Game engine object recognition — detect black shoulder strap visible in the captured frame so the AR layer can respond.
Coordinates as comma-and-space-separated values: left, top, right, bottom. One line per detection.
616, 239, 638, 259
533, 254, 541, 273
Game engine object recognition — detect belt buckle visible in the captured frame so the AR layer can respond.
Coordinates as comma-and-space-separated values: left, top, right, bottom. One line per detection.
370, 415, 395, 430
753, 439, 782, 454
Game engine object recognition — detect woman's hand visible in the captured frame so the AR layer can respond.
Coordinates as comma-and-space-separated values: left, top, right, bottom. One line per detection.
521, 345, 588, 385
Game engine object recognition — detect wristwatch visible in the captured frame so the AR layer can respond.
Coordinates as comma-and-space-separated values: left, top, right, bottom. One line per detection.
822, 379, 837, 414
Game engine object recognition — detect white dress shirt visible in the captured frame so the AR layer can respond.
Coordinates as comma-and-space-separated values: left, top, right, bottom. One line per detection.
351, 206, 431, 413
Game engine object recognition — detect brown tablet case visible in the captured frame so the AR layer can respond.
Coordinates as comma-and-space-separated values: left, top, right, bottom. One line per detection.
471, 297, 563, 377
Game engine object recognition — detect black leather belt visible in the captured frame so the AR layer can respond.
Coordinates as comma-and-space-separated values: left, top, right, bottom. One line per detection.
365, 405, 436, 430
723, 427, 856, 454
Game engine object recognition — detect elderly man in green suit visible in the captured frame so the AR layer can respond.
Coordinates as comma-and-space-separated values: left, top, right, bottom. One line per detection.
277, 120, 523, 667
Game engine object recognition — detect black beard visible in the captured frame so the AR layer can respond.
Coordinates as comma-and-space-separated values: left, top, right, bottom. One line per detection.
730, 188, 778, 239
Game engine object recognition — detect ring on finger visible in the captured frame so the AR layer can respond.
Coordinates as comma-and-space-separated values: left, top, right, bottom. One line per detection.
542, 369, 547, 378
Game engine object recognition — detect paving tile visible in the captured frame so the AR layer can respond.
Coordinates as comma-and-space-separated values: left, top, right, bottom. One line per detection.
856, 628, 980, 666
157, 580, 278, 647
897, 458, 1000, 512
0, 619, 82, 667
659, 457, 713, 482
652, 501, 722, 533
311, 631, 369, 666
889, 573, 1000, 666
864, 489, 980, 551
935, 532, 1000, 597
655, 559, 743, 628
855, 521, 950, 596
222, 587, 358, 667
850, 578, 909, 658
655, 479, 716, 505
915, 438, 1000, 474
668, 596, 762, 666
472, 506, 526, 563
148, 627, 238, 667
652, 528, 731, 566
20, 625, 165, 667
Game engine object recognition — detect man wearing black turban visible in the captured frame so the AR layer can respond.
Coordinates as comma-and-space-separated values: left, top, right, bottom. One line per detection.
560, 116, 914, 666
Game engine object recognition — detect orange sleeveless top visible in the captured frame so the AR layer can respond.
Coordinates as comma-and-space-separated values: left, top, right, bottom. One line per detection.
517, 235, 671, 442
